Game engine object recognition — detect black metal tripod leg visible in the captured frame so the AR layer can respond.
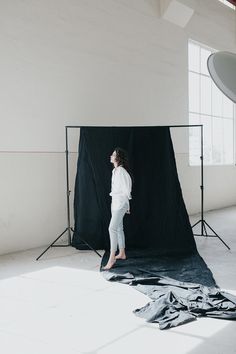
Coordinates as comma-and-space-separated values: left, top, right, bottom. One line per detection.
36, 228, 69, 261
80, 239, 102, 257
191, 219, 201, 228
203, 221, 208, 236
71, 228, 102, 257
204, 221, 230, 250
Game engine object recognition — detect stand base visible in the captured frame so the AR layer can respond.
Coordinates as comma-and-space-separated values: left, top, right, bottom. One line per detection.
191, 219, 230, 250
36, 227, 102, 261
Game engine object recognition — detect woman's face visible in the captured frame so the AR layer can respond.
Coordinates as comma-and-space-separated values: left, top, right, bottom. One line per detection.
110, 150, 117, 164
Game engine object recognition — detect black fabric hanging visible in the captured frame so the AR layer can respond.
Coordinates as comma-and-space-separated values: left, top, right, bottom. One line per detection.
72, 126, 196, 256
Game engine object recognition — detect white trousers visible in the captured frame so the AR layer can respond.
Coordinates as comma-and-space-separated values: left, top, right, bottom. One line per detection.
108, 203, 128, 253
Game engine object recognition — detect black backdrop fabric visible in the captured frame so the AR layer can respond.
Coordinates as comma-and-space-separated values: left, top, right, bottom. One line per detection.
72, 126, 196, 255
72, 126, 236, 329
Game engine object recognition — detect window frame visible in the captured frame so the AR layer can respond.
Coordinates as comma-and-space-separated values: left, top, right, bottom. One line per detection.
188, 39, 235, 167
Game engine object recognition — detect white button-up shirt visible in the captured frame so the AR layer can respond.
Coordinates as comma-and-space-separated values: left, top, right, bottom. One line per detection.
109, 166, 132, 211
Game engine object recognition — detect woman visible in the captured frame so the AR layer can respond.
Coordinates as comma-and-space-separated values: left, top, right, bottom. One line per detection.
103, 147, 132, 270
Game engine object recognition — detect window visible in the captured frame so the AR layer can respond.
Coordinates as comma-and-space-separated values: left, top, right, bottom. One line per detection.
188, 40, 235, 166
218, 0, 235, 10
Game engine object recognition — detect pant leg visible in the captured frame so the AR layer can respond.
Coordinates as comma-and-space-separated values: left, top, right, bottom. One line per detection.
108, 205, 127, 253
117, 217, 125, 250
117, 203, 128, 250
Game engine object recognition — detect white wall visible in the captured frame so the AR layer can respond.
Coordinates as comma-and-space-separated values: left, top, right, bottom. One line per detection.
0, 0, 235, 255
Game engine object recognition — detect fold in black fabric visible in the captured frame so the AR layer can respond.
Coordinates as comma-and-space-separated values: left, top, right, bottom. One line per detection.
101, 250, 236, 329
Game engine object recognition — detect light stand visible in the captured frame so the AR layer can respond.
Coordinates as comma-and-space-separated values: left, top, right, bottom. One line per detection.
204, 51, 236, 250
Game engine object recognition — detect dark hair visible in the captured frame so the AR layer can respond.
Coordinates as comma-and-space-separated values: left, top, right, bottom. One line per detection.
114, 147, 134, 182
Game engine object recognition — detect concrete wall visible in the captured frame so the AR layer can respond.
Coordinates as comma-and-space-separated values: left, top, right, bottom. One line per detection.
0, 0, 235, 255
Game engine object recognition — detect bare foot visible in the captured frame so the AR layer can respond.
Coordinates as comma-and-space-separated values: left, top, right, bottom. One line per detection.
103, 259, 116, 270
115, 254, 126, 260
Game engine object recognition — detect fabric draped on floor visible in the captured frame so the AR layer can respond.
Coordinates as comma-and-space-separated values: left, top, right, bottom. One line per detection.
101, 249, 236, 329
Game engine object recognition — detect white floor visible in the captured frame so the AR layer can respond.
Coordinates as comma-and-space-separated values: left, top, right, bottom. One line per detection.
0, 206, 236, 354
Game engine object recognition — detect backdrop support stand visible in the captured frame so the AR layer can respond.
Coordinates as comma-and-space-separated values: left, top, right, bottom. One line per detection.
36, 127, 102, 261
187, 125, 230, 250
37, 124, 230, 260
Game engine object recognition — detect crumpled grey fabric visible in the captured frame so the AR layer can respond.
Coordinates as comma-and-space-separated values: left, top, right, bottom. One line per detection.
101, 250, 236, 329
102, 271, 236, 330
132, 277, 236, 329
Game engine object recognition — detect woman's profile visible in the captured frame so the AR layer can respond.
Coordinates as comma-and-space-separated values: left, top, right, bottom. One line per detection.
103, 147, 132, 270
